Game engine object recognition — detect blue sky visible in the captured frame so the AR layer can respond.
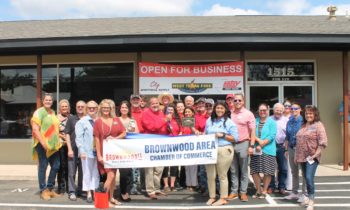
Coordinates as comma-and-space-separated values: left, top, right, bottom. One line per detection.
0, 0, 349, 21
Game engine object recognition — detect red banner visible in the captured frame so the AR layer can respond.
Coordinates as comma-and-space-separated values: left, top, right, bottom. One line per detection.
139, 61, 244, 77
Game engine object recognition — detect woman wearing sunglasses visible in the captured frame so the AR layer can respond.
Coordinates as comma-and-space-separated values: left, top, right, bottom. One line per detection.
250, 103, 277, 199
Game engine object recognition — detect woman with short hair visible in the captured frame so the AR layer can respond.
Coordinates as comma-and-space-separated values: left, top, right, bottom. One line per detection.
75, 100, 99, 203
250, 103, 277, 199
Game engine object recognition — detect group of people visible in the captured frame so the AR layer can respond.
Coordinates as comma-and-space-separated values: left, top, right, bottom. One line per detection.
31, 92, 327, 210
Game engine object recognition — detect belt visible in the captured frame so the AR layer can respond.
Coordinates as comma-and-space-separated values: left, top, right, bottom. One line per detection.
236, 139, 250, 144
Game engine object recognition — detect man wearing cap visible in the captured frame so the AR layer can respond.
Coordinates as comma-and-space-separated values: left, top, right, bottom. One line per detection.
205, 98, 215, 117
130, 94, 144, 133
226, 94, 235, 111
194, 97, 210, 194
228, 93, 256, 202
141, 97, 169, 199
130, 94, 144, 195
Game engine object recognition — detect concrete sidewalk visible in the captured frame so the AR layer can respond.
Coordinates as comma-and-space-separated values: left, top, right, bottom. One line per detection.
0, 164, 350, 181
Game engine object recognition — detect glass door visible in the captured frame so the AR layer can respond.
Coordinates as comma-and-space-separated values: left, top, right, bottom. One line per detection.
283, 85, 313, 107
249, 86, 279, 115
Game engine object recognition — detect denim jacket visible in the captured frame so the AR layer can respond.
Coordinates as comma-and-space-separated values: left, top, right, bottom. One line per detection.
75, 115, 95, 158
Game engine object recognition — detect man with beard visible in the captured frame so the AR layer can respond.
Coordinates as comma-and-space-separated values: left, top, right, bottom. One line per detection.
130, 94, 144, 194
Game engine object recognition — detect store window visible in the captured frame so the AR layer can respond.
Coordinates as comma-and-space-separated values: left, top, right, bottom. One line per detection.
0, 63, 134, 139
1, 66, 37, 138
247, 62, 315, 113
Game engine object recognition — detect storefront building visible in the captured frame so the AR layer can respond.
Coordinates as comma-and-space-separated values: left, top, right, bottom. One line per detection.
0, 16, 349, 164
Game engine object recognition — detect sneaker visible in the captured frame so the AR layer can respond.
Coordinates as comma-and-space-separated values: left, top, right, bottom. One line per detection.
300, 196, 310, 207
68, 193, 77, 201
240, 193, 248, 202
227, 193, 239, 200
297, 194, 306, 203
284, 192, 299, 200
40, 189, 51, 201
86, 196, 93, 203
306, 200, 314, 210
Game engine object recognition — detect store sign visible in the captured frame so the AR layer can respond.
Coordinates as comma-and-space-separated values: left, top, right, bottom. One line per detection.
139, 61, 244, 95
248, 62, 314, 81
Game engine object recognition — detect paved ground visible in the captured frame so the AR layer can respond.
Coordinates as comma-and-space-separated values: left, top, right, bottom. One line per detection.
1, 176, 350, 210
1, 164, 350, 209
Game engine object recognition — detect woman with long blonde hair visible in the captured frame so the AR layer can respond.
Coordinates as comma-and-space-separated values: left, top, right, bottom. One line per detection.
94, 99, 126, 206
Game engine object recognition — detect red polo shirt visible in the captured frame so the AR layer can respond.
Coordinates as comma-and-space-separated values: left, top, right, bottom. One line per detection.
131, 107, 144, 133
195, 111, 209, 133
141, 108, 168, 135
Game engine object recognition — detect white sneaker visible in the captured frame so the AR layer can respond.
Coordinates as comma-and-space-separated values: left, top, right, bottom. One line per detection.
284, 192, 299, 200
306, 200, 314, 210
297, 194, 306, 203
300, 196, 310, 207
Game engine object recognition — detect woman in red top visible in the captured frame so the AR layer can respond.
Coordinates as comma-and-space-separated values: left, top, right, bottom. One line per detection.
94, 99, 126, 206
162, 103, 182, 192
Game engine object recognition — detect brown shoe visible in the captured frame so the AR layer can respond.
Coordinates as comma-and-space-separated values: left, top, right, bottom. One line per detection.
49, 189, 63, 198
40, 189, 51, 201
267, 188, 274, 194
227, 193, 239, 200
148, 193, 158, 200
279, 189, 288, 195
240, 193, 248, 202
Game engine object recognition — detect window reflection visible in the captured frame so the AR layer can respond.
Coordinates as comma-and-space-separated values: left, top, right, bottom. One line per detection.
0, 67, 37, 138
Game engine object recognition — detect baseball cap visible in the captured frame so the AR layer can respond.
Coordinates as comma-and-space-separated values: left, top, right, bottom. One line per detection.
130, 94, 141, 100
195, 97, 206, 104
205, 98, 215, 105
226, 94, 235, 100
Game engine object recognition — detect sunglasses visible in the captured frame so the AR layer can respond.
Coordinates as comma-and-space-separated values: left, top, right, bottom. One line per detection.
259, 109, 268, 112
291, 107, 300, 111
234, 99, 242, 103
88, 107, 97, 109
284, 105, 291, 108
205, 105, 213, 108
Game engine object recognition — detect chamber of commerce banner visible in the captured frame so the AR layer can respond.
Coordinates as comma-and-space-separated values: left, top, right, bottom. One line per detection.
139, 61, 244, 95
103, 134, 218, 168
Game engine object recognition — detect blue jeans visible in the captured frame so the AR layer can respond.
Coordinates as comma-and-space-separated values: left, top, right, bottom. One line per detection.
301, 160, 319, 200
36, 144, 60, 192
269, 144, 288, 190
198, 165, 207, 190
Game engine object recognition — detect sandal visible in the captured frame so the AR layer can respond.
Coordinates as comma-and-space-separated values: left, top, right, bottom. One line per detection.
212, 199, 228, 206
259, 193, 267, 199
252, 193, 261, 199
206, 198, 216, 206
110, 198, 122, 205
